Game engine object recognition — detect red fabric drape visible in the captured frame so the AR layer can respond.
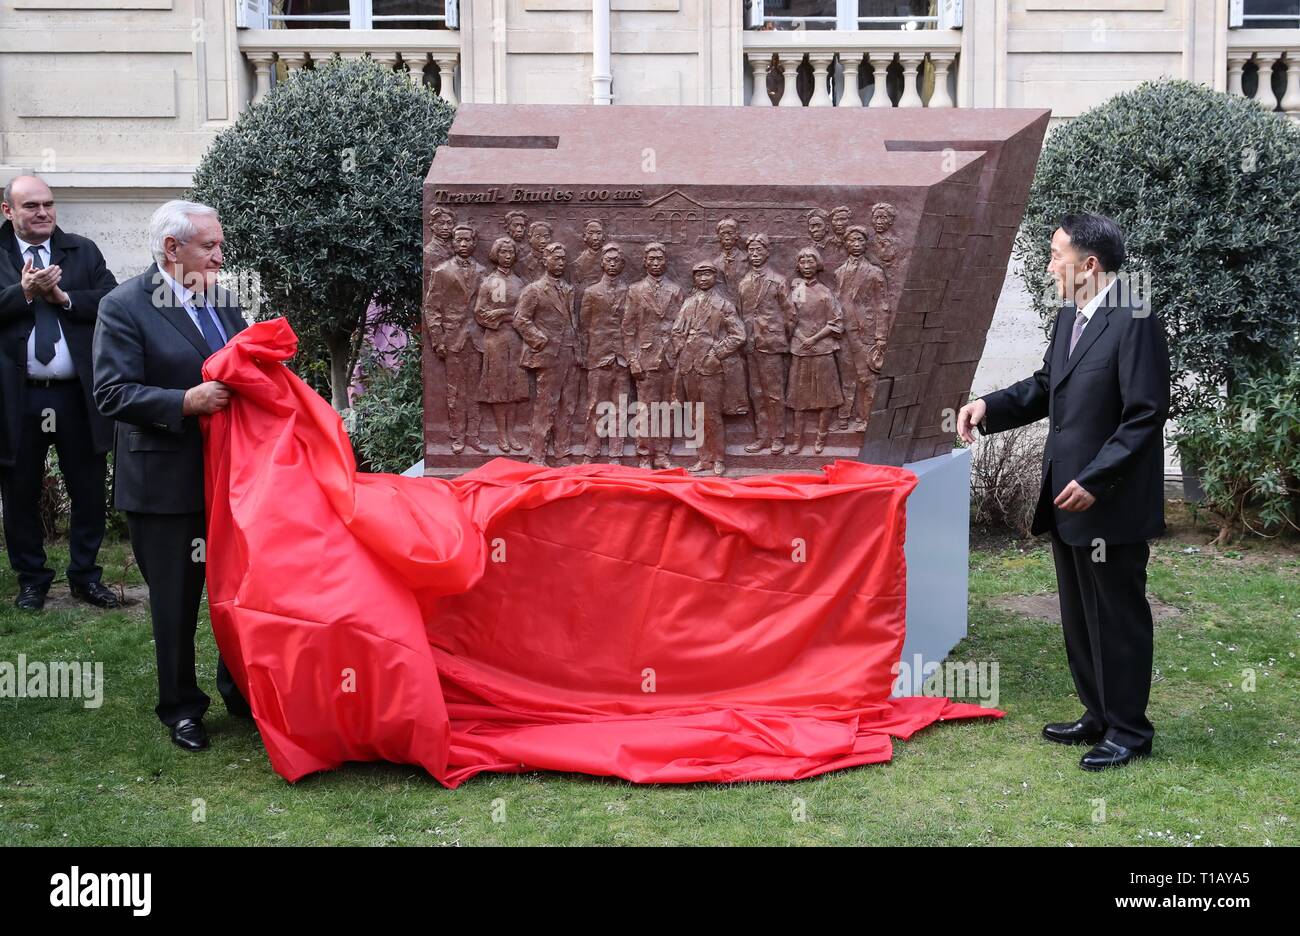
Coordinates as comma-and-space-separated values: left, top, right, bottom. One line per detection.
202, 319, 1000, 786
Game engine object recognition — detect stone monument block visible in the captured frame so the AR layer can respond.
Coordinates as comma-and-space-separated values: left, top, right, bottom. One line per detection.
422, 104, 1049, 477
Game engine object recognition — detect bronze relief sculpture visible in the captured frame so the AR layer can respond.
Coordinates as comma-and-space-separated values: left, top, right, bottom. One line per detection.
422, 105, 1050, 477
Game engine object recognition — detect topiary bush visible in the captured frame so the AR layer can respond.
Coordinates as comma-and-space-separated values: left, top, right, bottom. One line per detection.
1017, 79, 1300, 417
190, 57, 454, 410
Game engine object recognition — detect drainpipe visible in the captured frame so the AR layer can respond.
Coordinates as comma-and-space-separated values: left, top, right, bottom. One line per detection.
593, 0, 613, 104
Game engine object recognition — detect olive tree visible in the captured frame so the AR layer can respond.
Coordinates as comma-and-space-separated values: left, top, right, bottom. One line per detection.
190, 57, 454, 410
1017, 79, 1300, 417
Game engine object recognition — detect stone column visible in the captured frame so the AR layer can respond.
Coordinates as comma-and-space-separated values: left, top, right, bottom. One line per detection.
807, 52, 835, 107
1281, 55, 1300, 118
839, 51, 863, 107
246, 51, 275, 104
868, 53, 893, 108
928, 52, 955, 108
404, 52, 429, 87
1253, 53, 1279, 110
434, 55, 460, 105
371, 51, 400, 75
748, 54, 772, 107
897, 52, 925, 108
1227, 53, 1249, 97
777, 54, 802, 107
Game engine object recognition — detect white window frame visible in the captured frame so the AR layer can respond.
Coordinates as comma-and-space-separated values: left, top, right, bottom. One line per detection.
747, 0, 960, 30
238, 0, 458, 29
1231, 0, 1300, 27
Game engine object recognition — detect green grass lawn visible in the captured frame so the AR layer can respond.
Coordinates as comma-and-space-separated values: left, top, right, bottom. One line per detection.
1, 507, 1296, 846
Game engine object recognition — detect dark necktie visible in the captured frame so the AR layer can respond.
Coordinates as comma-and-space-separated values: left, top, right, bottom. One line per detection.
194, 294, 226, 354
1067, 308, 1088, 359
28, 246, 59, 365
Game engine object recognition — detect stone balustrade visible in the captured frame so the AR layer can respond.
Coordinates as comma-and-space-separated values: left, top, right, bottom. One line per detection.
239, 29, 461, 106
742, 30, 961, 108
1226, 29, 1300, 120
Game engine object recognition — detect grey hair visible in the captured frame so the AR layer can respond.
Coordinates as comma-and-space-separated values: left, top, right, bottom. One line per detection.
149, 199, 218, 266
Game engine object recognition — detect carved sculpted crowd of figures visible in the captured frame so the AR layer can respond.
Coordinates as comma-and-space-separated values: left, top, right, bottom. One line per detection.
422, 203, 898, 474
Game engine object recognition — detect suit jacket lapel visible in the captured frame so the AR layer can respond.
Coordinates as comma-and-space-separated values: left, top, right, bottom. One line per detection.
1055, 303, 1113, 386
48, 228, 68, 269
2, 227, 22, 276
142, 264, 215, 360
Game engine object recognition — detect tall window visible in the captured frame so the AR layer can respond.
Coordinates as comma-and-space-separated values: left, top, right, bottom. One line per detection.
1240, 0, 1300, 29
747, 0, 940, 31
270, 0, 453, 29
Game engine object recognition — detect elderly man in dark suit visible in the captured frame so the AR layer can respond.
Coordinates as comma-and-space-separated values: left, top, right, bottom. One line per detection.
0, 175, 121, 610
958, 213, 1170, 771
93, 199, 250, 752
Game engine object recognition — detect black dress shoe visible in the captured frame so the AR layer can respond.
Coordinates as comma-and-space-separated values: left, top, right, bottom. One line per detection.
170, 718, 210, 752
1080, 738, 1152, 771
14, 585, 47, 611
70, 581, 122, 609
1042, 718, 1106, 746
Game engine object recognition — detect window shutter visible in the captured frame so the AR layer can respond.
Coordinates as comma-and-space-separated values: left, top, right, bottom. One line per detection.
446, 0, 459, 29
236, 0, 268, 29
938, 0, 963, 30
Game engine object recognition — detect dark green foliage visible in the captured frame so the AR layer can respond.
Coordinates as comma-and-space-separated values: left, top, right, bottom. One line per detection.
350, 339, 424, 474
189, 57, 454, 409
1173, 360, 1300, 543
1017, 80, 1300, 417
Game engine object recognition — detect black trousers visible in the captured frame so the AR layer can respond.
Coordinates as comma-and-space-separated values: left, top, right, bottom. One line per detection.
126, 510, 248, 726
1050, 529, 1155, 748
0, 380, 107, 591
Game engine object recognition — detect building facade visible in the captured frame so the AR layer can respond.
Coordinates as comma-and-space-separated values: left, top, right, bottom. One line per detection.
1, 0, 1296, 406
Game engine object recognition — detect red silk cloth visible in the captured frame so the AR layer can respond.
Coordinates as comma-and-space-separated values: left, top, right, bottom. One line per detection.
202, 319, 1001, 786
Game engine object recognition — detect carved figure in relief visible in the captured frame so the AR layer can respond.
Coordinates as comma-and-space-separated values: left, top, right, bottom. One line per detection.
474, 236, 530, 454
423, 206, 456, 281
519, 220, 556, 282
869, 201, 899, 269
710, 216, 751, 420
621, 243, 683, 469
737, 232, 794, 455
785, 246, 844, 455
514, 242, 580, 465
670, 259, 745, 476
427, 223, 487, 455
578, 243, 630, 463
834, 225, 890, 432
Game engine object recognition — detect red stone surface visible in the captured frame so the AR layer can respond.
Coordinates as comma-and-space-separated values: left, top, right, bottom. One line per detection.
422, 104, 1049, 477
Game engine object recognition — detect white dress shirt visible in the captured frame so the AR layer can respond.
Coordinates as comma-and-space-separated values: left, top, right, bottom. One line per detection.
1074, 275, 1118, 332
158, 268, 229, 347
18, 235, 77, 380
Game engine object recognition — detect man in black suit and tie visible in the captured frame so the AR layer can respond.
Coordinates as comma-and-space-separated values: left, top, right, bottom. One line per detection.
958, 213, 1170, 771
93, 199, 250, 752
0, 175, 121, 611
